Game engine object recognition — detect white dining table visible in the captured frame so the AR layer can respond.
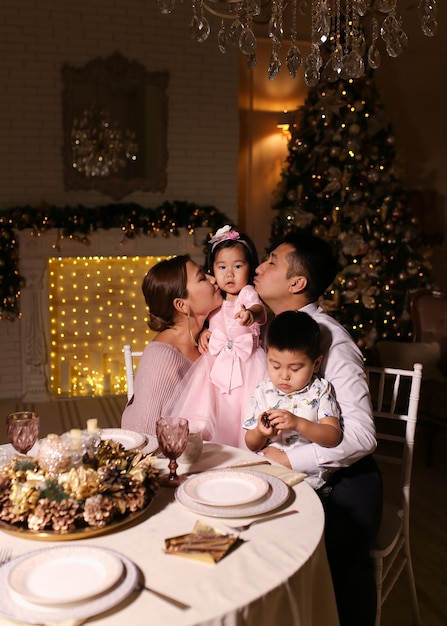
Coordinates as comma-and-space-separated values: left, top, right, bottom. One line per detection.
0, 441, 340, 626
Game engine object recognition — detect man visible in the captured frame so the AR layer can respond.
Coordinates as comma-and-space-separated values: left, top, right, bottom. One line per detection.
254, 231, 382, 626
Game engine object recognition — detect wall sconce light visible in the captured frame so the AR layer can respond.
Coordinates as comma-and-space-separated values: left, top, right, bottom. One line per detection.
277, 110, 295, 135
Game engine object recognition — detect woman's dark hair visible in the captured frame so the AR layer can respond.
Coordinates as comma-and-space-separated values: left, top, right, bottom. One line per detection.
283, 231, 337, 302
205, 230, 259, 284
266, 311, 322, 361
142, 255, 190, 332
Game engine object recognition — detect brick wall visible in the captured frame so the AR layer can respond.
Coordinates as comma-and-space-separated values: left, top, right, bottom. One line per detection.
0, 0, 240, 398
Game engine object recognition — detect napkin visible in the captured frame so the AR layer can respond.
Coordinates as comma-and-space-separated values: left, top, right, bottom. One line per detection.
224, 461, 307, 487
164, 520, 241, 564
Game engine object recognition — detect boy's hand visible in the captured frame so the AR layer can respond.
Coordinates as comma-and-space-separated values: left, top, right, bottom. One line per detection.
265, 409, 298, 435
257, 411, 275, 437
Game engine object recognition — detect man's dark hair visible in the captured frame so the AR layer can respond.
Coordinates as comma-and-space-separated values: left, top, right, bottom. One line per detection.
266, 310, 322, 361
283, 231, 337, 301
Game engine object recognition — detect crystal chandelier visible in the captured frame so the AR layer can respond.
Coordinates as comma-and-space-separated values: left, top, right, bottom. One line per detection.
158, 0, 438, 85
71, 103, 138, 178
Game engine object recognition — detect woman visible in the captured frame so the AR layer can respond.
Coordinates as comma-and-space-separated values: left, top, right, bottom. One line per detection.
121, 255, 222, 435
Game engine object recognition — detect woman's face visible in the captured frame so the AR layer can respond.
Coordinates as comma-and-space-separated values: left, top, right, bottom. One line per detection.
185, 260, 222, 317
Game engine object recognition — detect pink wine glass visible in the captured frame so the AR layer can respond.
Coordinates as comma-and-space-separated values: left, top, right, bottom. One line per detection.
6, 411, 40, 455
156, 417, 189, 487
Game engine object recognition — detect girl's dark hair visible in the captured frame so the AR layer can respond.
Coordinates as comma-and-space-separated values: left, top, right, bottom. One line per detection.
205, 231, 259, 284
266, 311, 322, 361
142, 255, 190, 332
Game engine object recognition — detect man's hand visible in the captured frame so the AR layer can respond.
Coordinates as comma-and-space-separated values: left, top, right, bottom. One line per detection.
262, 446, 292, 468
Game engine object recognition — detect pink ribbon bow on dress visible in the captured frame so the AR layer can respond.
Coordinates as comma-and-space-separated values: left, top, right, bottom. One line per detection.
208, 328, 254, 393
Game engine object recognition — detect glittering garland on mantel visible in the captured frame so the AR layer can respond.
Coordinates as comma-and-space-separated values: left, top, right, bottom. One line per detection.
0, 201, 230, 320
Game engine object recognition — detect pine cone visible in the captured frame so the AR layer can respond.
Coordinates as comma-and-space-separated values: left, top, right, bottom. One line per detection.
83, 494, 115, 528
0, 475, 12, 507
0, 499, 27, 525
28, 498, 80, 533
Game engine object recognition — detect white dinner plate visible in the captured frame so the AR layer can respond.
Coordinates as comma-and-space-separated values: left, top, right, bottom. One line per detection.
0, 548, 138, 624
142, 434, 159, 455
7, 546, 123, 606
100, 428, 147, 451
183, 470, 269, 506
176, 470, 290, 518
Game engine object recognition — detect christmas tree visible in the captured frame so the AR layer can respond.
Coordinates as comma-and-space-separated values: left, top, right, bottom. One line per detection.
270, 71, 433, 350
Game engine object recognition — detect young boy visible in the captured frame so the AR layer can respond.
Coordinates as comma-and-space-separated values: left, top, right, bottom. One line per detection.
243, 310, 341, 488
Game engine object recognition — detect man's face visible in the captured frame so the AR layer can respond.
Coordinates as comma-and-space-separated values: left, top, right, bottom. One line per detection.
254, 243, 294, 308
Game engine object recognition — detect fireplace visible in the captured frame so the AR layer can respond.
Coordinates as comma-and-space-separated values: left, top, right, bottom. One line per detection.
18, 228, 208, 401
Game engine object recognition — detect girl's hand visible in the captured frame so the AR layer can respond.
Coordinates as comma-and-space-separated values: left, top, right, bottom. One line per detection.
198, 329, 211, 354
235, 304, 255, 327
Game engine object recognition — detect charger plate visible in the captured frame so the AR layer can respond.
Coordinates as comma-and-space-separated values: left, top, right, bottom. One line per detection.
176, 469, 290, 518
0, 548, 138, 624
7, 546, 123, 606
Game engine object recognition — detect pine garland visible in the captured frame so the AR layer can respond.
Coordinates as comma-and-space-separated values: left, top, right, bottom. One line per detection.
0, 201, 230, 319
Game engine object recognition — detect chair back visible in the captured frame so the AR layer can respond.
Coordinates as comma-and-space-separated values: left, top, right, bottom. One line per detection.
410, 289, 447, 344
123, 344, 143, 401
366, 363, 422, 526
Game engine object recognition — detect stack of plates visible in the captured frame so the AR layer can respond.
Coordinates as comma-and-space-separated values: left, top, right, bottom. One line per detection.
0, 546, 139, 623
175, 469, 290, 517
100, 428, 158, 454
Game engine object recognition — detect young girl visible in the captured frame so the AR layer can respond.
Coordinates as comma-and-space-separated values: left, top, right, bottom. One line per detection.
169, 225, 268, 448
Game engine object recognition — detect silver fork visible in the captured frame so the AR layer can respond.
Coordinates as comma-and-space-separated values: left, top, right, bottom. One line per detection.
0, 547, 12, 566
225, 509, 299, 533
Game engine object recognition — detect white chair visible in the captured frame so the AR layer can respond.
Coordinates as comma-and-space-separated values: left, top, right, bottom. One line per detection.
123, 344, 143, 402
366, 362, 423, 626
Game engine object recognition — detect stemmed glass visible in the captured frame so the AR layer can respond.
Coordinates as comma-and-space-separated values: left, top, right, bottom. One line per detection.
6, 411, 40, 455
156, 417, 189, 487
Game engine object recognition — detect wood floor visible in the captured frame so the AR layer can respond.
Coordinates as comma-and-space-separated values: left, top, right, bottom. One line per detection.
0, 396, 446, 625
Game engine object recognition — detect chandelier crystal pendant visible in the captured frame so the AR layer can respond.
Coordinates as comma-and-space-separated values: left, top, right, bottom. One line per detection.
71, 103, 138, 178
158, 0, 438, 85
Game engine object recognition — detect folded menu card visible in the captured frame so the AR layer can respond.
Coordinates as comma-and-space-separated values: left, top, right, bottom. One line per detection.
164, 521, 241, 564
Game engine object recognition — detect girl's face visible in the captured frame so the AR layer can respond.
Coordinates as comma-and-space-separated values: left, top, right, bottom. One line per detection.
185, 260, 222, 317
213, 245, 250, 299
267, 347, 321, 394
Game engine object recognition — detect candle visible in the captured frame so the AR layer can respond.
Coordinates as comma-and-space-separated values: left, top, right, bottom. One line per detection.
60, 360, 70, 393
86, 418, 98, 434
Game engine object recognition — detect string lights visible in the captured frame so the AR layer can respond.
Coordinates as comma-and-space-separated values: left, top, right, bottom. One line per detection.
49, 255, 166, 397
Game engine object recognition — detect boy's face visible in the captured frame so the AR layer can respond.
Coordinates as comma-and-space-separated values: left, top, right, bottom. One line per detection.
267, 346, 321, 394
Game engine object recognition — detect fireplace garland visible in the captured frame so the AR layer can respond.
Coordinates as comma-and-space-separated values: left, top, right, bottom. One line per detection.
0, 201, 230, 319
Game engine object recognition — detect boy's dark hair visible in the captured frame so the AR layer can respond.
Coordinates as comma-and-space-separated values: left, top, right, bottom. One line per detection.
266, 311, 322, 361
205, 231, 259, 284
282, 231, 337, 302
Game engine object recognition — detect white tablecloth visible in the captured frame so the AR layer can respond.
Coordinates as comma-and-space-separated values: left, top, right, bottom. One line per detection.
0, 442, 339, 626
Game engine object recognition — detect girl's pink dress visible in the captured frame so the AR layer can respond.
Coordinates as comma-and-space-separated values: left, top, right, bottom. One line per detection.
169, 285, 268, 448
